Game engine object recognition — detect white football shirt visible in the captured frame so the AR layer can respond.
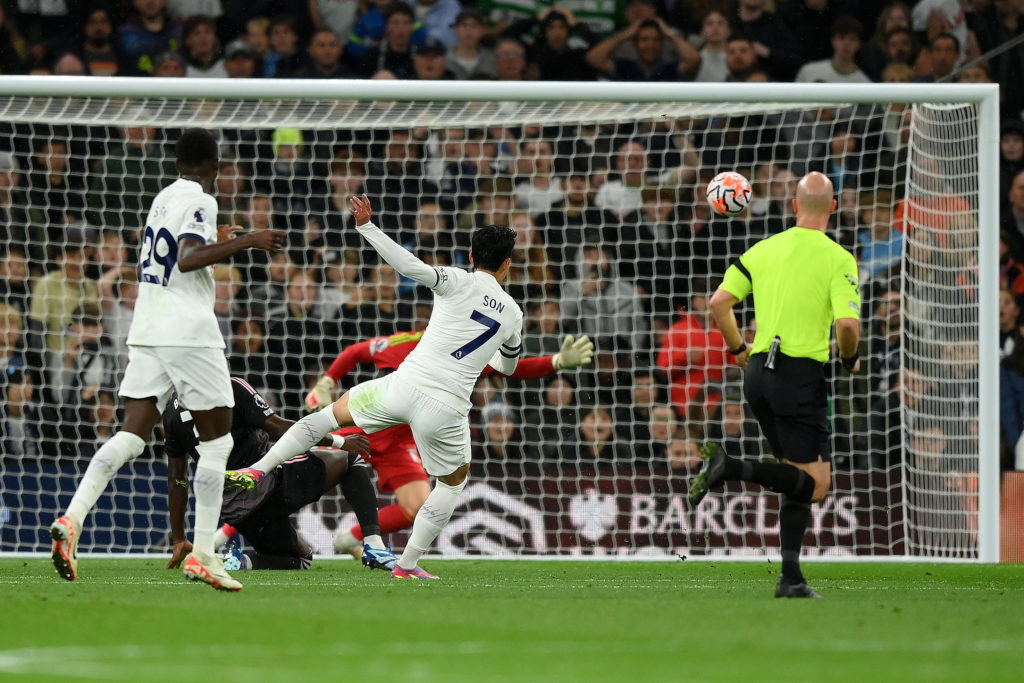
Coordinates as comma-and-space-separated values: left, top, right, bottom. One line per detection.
356, 222, 523, 415
127, 178, 224, 348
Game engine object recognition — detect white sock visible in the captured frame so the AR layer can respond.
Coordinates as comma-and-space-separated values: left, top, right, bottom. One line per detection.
364, 534, 384, 550
249, 404, 339, 473
398, 478, 466, 570
66, 431, 146, 526
192, 433, 233, 558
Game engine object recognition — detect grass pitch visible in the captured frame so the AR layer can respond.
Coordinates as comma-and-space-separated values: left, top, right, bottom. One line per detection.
1, 559, 1022, 682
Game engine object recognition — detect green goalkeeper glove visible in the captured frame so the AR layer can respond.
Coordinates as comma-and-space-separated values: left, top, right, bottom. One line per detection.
304, 375, 336, 412
553, 335, 595, 370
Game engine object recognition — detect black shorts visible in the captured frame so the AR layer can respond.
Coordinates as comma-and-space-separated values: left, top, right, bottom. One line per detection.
743, 352, 830, 464
221, 453, 328, 531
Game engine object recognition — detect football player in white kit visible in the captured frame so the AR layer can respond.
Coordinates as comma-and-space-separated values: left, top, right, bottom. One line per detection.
49, 128, 285, 591
229, 194, 522, 578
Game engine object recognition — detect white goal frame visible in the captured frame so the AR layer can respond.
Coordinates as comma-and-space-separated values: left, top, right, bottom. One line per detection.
0, 77, 1000, 562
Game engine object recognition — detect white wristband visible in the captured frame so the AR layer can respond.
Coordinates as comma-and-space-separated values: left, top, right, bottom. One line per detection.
331, 434, 347, 450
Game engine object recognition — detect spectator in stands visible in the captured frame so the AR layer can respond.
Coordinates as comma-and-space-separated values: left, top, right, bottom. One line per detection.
118, 0, 182, 75
266, 268, 338, 418
29, 231, 99, 354
364, 128, 438, 241
264, 15, 311, 78
707, 385, 764, 460
595, 140, 656, 218
151, 50, 187, 77
893, 153, 973, 246
505, 211, 556, 311
347, 0, 423, 61
300, 28, 355, 78
77, 7, 121, 77
619, 185, 688, 309
19, 137, 86, 266
1001, 121, 1024, 208
560, 244, 646, 355
51, 52, 87, 76
411, 37, 454, 79
182, 15, 225, 77
316, 252, 360, 319
248, 250, 294, 314
825, 123, 862, 192
340, 263, 413, 341
614, 367, 667, 444
537, 169, 617, 281
734, 0, 802, 81
0, 363, 37, 457
356, 1, 420, 77
1001, 331, 1024, 466
480, 403, 524, 461
523, 299, 564, 358
445, 8, 495, 79
86, 230, 129, 283
415, 0, 460, 48
0, 6, 28, 75
492, 37, 529, 80
96, 266, 137, 373
695, 9, 731, 82
1004, 170, 1024, 261
867, 286, 902, 392
522, 375, 577, 459
586, 17, 700, 82
258, 127, 314, 225
973, 1, 1024, 119
50, 303, 117, 425
244, 16, 271, 60
513, 138, 564, 216
213, 266, 243, 345
857, 191, 903, 281
437, 128, 496, 215
310, 0, 361, 44
227, 317, 275, 401
857, 2, 913, 80
1000, 287, 1021, 359
223, 38, 259, 78
555, 405, 633, 466
795, 16, 870, 83
0, 246, 30, 315
912, 0, 974, 61
501, 7, 598, 82
87, 123, 175, 239
956, 60, 992, 84
0, 303, 24, 377
1001, 231, 1024, 296
723, 35, 759, 81
645, 403, 681, 463
778, 0, 843, 69
665, 438, 703, 471
918, 32, 960, 82
656, 287, 728, 416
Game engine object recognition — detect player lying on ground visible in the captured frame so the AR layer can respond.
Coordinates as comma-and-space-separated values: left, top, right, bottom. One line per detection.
225, 194, 523, 579
300, 329, 594, 559
50, 128, 286, 591
164, 376, 397, 570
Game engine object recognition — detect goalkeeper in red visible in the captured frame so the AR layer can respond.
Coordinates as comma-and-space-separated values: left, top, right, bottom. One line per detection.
230, 194, 525, 578
302, 328, 594, 557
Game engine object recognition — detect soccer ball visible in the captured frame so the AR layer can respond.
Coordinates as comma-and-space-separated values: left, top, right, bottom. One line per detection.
706, 171, 752, 217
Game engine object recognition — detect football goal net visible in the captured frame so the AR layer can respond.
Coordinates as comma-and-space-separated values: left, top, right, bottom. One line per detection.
0, 79, 999, 562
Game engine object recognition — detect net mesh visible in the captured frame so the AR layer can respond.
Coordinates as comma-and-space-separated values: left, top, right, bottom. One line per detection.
0, 92, 982, 559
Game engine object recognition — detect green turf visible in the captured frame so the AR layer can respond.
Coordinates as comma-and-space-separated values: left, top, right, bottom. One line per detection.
1, 559, 1022, 682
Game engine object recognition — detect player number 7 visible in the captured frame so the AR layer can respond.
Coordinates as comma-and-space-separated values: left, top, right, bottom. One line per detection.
451, 310, 500, 360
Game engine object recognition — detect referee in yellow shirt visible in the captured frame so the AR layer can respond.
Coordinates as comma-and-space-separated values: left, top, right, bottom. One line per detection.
688, 172, 861, 599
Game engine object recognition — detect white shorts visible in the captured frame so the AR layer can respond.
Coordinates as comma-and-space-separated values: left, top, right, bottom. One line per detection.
348, 373, 470, 477
119, 346, 234, 414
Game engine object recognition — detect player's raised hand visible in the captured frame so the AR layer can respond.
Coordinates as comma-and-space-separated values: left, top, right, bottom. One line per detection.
245, 229, 286, 253
217, 224, 243, 242
305, 375, 336, 412
167, 539, 192, 569
553, 334, 595, 369
348, 193, 372, 226
341, 433, 371, 455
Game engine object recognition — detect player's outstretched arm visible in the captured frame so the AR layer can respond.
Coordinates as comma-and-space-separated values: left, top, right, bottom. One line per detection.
348, 194, 440, 289
166, 456, 192, 569
177, 225, 285, 273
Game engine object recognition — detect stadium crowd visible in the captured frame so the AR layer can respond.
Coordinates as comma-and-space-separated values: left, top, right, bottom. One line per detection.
0, 0, 1018, 482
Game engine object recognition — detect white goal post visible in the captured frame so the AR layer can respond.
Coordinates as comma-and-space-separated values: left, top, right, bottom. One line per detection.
0, 77, 999, 562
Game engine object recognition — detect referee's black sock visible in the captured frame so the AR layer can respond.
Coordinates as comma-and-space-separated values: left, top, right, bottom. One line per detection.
736, 460, 815, 502
341, 453, 382, 539
779, 497, 811, 584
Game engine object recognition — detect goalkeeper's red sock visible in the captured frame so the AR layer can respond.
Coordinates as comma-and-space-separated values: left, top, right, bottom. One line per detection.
349, 504, 416, 541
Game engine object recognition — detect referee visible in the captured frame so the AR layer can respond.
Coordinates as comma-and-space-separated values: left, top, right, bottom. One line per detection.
688, 172, 861, 599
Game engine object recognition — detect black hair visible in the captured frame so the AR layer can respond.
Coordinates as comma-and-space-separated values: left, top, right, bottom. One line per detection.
830, 15, 863, 39
176, 128, 219, 168
932, 31, 960, 53
384, 1, 415, 22
471, 224, 516, 272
